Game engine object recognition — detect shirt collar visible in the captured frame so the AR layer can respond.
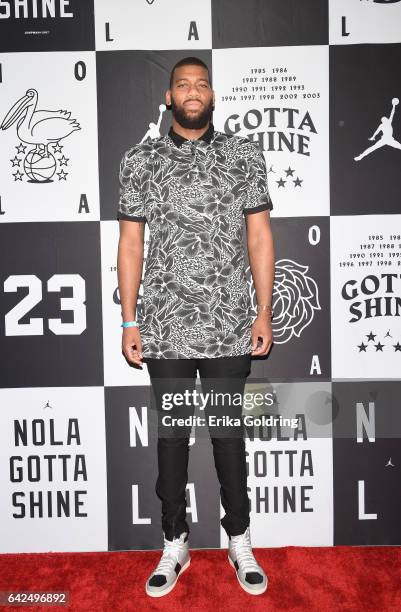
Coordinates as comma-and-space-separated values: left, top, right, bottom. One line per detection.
168, 122, 215, 148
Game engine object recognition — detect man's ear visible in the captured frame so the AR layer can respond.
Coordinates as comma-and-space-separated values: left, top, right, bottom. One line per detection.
165, 89, 171, 107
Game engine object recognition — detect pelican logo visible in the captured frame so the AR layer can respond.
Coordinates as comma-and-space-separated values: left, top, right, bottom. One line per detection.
246, 259, 321, 344
140, 103, 166, 142
354, 97, 400, 161
1, 88, 80, 183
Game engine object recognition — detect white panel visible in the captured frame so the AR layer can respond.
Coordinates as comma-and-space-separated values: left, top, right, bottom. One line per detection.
331, 214, 401, 379
0, 52, 99, 222
212, 46, 330, 217
329, 0, 401, 45
94, 0, 212, 51
220, 382, 334, 547
100, 219, 151, 386
0, 387, 108, 553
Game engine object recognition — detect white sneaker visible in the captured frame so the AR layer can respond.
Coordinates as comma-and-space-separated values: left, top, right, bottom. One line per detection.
228, 526, 268, 595
145, 531, 190, 597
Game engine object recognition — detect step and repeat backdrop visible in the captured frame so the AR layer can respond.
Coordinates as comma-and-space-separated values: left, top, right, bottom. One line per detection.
0, 0, 400, 553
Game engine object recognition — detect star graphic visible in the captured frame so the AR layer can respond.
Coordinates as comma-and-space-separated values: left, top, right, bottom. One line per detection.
16, 143, 26, 154
357, 342, 367, 352
293, 177, 303, 187
53, 142, 63, 154
57, 169, 68, 180
10, 156, 20, 167
284, 166, 295, 177
374, 342, 384, 351
393, 342, 401, 352
59, 155, 69, 166
277, 178, 286, 187
366, 331, 376, 342
13, 170, 23, 181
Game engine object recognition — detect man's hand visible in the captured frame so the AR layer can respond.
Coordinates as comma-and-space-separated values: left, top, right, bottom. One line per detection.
122, 327, 143, 366
251, 314, 273, 357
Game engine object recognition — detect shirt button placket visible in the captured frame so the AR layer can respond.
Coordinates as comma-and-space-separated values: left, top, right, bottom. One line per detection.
190, 141, 196, 166
190, 142, 199, 188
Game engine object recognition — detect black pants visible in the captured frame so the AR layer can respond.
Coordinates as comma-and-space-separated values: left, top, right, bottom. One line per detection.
145, 354, 252, 541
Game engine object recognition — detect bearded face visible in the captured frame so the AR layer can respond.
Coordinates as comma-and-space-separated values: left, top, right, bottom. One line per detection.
170, 94, 214, 130
168, 64, 214, 130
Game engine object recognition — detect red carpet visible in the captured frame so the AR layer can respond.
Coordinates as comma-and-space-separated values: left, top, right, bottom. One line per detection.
1, 545, 401, 611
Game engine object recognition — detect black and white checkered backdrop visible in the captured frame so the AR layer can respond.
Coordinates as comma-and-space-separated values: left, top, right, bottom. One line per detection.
1, 0, 400, 553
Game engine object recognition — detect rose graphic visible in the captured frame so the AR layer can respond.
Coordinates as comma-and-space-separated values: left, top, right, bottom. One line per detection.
247, 258, 321, 344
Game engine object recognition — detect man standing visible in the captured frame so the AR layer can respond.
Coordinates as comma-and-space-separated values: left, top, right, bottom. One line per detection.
117, 57, 275, 597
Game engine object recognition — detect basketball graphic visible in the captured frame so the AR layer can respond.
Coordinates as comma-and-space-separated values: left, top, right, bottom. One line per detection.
23, 149, 57, 182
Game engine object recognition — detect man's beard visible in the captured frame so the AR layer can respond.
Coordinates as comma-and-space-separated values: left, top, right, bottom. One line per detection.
170, 96, 213, 129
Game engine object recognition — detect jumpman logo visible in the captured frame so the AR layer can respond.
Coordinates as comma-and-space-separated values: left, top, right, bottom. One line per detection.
385, 458, 395, 467
141, 104, 166, 142
354, 97, 401, 160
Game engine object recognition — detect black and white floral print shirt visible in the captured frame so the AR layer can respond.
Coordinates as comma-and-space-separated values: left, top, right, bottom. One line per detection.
117, 122, 273, 359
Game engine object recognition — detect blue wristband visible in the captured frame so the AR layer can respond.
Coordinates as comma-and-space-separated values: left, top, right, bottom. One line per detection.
121, 321, 139, 328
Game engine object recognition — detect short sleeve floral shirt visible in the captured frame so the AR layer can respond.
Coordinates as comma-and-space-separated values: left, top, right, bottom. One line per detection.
117, 122, 273, 359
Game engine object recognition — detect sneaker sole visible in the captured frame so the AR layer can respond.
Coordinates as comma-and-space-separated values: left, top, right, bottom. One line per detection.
145, 557, 191, 598
228, 555, 268, 595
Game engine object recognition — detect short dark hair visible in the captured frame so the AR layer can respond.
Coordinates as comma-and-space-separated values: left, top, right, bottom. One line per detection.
169, 56, 211, 89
